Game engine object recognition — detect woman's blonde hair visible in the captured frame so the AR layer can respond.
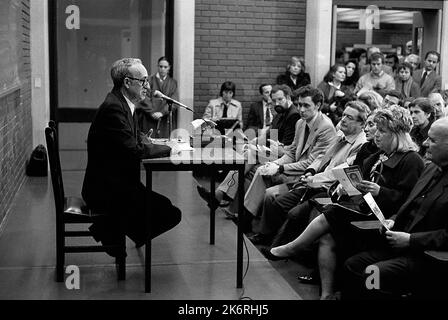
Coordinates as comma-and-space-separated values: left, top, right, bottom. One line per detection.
287, 56, 306, 73
374, 105, 418, 153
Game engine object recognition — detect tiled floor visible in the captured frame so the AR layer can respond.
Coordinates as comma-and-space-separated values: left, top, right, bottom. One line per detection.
0, 170, 319, 300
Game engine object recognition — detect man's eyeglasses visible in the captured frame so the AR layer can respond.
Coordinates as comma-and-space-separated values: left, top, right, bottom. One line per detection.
126, 76, 149, 86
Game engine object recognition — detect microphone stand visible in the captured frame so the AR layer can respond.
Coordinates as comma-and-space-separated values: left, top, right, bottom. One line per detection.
167, 99, 174, 138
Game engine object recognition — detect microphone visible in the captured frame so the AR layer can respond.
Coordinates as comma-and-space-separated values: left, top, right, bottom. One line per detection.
152, 90, 193, 112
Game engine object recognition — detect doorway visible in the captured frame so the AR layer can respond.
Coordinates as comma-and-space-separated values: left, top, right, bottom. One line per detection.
49, 0, 173, 170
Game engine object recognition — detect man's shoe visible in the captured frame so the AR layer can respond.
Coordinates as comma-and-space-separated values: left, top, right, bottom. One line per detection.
247, 233, 273, 245
196, 186, 219, 208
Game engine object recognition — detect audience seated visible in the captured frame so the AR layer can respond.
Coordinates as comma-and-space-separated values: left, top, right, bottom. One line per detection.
385, 53, 399, 77
244, 84, 274, 132
250, 101, 369, 246
318, 64, 354, 125
203, 81, 243, 132
394, 62, 421, 99
196, 85, 300, 218
243, 86, 335, 220
276, 56, 311, 91
428, 92, 447, 120
412, 51, 442, 97
343, 59, 360, 93
349, 48, 368, 72
266, 106, 424, 300
381, 90, 403, 108
355, 52, 395, 97
359, 47, 394, 77
343, 118, 448, 299
409, 97, 435, 158
357, 90, 383, 112
404, 53, 421, 71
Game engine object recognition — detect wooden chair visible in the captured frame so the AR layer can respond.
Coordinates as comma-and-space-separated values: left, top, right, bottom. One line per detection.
45, 121, 125, 282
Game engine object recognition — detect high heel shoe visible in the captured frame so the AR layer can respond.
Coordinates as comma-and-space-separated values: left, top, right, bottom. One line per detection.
260, 247, 289, 261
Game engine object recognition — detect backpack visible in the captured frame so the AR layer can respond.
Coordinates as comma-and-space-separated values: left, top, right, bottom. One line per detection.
26, 144, 48, 177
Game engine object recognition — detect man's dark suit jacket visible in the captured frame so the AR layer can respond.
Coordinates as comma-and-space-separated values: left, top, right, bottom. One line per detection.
82, 88, 174, 244
245, 100, 265, 131
412, 69, 442, 97
268, 104, 300, 146
392, 163, 448, 250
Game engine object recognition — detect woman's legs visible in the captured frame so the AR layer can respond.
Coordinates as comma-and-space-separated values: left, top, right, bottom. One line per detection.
317, 233, 338, 299
270, 213, 331, 257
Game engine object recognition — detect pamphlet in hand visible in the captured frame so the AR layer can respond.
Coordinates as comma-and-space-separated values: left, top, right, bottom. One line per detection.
363, 192, 390, 231
332, 165, 363, 196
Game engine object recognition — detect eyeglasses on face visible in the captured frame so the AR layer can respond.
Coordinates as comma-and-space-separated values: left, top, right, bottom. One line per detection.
126, 76, 149, 86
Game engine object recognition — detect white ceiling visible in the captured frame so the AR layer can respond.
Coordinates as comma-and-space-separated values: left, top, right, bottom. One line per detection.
337, 8, 416, 24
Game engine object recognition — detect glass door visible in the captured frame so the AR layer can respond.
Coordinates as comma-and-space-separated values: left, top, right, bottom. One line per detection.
49, 0, 172, 170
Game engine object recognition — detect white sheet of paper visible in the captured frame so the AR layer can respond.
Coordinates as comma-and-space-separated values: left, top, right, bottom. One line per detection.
363, 192, 389, 231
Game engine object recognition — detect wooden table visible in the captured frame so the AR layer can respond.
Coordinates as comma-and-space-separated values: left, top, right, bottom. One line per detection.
141, 148, 246, 293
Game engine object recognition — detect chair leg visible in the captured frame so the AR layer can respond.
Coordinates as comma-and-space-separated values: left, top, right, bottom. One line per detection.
116, 255, 126, 281
116, 235, 126, 280
56, 247, 64, 282
56, 232, 64, 282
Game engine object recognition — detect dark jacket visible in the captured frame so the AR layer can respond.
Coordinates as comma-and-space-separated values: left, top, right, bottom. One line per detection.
392, 163, 448, 250
361, 150, 425, 218
268, 104, 300, 146
276, 72, 311, 91
82, 88, 171, 214
245, 100, 265, 131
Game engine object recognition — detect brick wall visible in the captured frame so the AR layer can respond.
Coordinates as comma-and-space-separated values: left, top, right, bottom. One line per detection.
0, 0, 33, 225
194, 0, 307, 122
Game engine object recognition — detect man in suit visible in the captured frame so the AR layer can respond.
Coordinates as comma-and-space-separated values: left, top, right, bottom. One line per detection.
412, 51, 441, 97
249, 100, 369, 245
82, 58, 182, 257
244, 85, 335, 217
344, 117, 448, 299
244, 84, 273, 132
196, 84, 300, 212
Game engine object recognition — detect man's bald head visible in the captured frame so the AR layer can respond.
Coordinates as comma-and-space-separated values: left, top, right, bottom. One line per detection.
426, 118, 448, 167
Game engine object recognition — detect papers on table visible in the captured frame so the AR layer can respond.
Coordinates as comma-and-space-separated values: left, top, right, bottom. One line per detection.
191, 119, 217, 131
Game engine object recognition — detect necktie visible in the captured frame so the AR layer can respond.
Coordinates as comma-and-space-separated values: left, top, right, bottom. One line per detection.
420, 71, 428, 87
265, 105, 272, 126
222, 103, 228, 118
401, 81, 406, 96
303, 124, 310, 144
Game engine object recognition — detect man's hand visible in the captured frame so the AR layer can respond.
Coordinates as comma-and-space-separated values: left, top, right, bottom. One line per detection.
267, 139, 285, 157
259, 162, 279, 176
380, 219, 394, 235
152, 112, 164, 120
385, 230, 410, 249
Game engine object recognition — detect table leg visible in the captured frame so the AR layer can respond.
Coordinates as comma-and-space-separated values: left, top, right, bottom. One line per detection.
210, 168, 215, 245
237, 165, 244, 288
145, 168, 152, 293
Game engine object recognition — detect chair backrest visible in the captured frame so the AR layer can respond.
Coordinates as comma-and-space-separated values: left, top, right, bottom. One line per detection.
45, 123, 65, 214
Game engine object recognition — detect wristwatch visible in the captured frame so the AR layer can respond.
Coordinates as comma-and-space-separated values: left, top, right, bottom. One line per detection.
278, 164, 285, 174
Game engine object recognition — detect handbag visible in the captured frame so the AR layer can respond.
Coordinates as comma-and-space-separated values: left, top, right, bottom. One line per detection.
26, 144, 48, 177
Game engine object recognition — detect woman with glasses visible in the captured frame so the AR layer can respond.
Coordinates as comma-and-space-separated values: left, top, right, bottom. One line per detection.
137, 56, 179, 138
263, 105, 425, 300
